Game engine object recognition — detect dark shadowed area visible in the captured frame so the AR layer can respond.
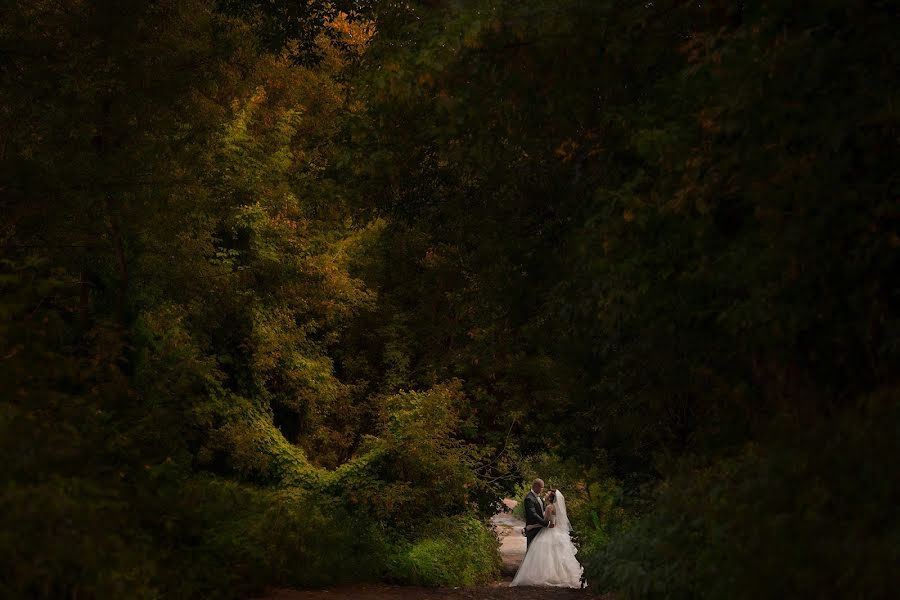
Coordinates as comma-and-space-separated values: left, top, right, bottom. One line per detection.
2, 1, 897, 599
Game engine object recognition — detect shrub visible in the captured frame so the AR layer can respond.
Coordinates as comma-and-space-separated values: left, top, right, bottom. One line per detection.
387, 516, 501, 586
155, 478, 390, 598
584, 395, 899, 599
0, 477, 160, 599
510, 480, 530, 520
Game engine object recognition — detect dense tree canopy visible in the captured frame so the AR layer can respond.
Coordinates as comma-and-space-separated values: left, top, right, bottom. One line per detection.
2, 1, 897, 598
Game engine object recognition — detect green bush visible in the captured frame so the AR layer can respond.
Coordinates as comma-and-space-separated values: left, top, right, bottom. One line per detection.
387, 516, 500, 586
510, 480, 530, 520
0, 470, 391, 599
574, 477, 641, 566
584, 396, 899, 599
161, 479, 388, 597
0, 477, 160, 599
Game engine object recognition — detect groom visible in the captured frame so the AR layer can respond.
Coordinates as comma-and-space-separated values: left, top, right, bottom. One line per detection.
523, 478, 551, 550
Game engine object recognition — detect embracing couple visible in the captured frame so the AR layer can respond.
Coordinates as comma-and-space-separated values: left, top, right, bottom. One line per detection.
511, 478, 584, 588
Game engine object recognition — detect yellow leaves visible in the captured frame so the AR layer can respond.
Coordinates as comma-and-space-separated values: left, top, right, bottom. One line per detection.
555, 138, 579, 162
623, 209, 635, 223
328, 12, 354, 36
3, 344, 23, 360
698, 110, 719, 133
326, 12, 374, 49
225, 86, 268, 147
417, 72, 435, 87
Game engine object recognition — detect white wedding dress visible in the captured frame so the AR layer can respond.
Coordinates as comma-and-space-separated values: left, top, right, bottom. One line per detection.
510, 490, 583, 588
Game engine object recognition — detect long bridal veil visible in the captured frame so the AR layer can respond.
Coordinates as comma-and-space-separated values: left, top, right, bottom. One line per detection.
554, 490, 572, 532
510, 489, 583, 588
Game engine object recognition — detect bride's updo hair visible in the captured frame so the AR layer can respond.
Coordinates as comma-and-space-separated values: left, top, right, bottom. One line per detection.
546, 489, 557, 503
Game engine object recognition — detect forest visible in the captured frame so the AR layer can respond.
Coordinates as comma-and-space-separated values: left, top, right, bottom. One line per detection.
1, 1, 897, 598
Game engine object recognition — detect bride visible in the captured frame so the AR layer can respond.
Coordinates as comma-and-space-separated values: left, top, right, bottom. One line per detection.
511, 489, 584, 588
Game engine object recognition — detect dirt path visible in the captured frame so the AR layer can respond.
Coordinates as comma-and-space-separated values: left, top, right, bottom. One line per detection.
255, 500, 607, 600
493, 498, 527, 578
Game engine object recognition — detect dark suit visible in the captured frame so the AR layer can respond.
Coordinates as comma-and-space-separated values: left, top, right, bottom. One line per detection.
523, 490, 549, 550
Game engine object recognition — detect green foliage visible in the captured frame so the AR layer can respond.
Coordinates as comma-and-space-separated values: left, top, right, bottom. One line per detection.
509, 481, 529, 521
0, 476, 158, 599
586, 393, 900, 599
377, 382, 479, 514
158, 479, 388, 596
0, 1, 496, 596
345, 1, 898, 596
0, 472, 391, 599
215, 0, 369, 66
326, 381, 487, 526
387, 516, 501, 587
3, 0, 897, 597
